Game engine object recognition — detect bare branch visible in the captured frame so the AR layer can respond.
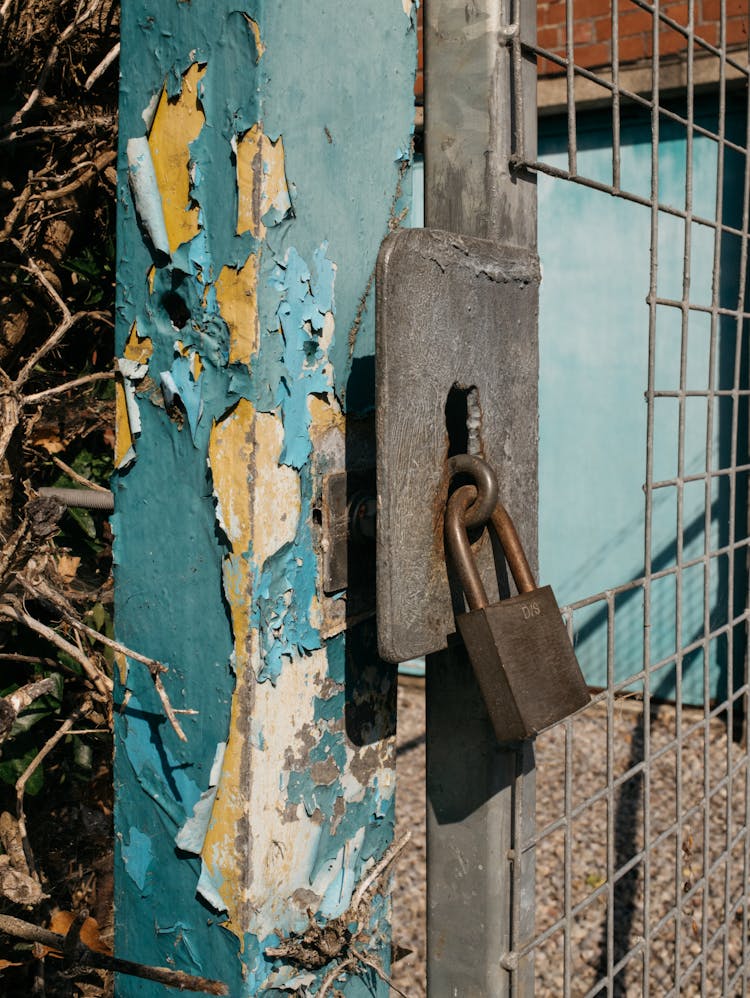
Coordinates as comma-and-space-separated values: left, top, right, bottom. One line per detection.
24, 370, 114, 405
0, 913, 229, 995
350, 947, 410, 998
17, 311, 106, 388
352, 831, 412, 909
16, 699, 92, 878
0, 515, 29, 589
0, 604, 112, 698
85, 42, 120, 90
0, 182, 32, 240
12, 241, 70, 319
31, 151, 117, 202
317, 956, 356, 998
8, 0, 106, 128
65, 615, 189, 742
46, 454, 111, 492
0, 676, 59, 742
0, 116, 116, 145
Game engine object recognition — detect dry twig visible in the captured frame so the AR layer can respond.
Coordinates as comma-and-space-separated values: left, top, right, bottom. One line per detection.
64, 614, 190, 742
0, 603, 112, 699
84, 41, 119, 90
24, 369, 114, 404
16, 698, 93, 878
0, 912, 229, 994
48, 453, 111, 492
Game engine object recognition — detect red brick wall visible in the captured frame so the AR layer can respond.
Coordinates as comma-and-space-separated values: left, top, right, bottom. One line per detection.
537, 1, 748, 77
415, 3, 747, 97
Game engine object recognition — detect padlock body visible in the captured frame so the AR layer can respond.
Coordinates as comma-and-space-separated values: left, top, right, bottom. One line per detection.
457, 585, 589, 743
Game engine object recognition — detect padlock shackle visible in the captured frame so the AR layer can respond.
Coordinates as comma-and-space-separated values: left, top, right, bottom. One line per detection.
445, 484, 535, 611
446, 453, 499, 529
489, 503, 535, 595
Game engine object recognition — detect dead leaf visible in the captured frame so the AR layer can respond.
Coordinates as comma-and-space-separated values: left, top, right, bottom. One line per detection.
0, 855, 47, 906
32, 432, 65, 454
42, 911, 113, 958
56, 553, 80, 582
0, 958, 23, 970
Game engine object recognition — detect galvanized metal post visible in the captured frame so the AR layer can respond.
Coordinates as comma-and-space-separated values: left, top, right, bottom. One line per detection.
113, 4, 415, 995
424, 0, 538, 994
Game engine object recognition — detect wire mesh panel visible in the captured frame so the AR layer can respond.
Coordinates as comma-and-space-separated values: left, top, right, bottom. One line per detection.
512, 2, 750, 994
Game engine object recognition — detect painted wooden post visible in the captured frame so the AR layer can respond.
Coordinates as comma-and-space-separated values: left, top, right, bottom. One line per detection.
113, 4, 415, 994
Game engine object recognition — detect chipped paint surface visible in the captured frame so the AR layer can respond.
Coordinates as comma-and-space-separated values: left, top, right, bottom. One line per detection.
115, 3, 415, 994
236, 126, 292, 238
215, 254, 259, 365
147, 62, 206, 254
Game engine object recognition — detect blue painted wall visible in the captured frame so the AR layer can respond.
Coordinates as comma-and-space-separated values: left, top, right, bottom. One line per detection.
537, 97, 747, 703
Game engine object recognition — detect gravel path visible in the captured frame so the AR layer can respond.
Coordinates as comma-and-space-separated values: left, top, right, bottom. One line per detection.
390, 677, 747, 996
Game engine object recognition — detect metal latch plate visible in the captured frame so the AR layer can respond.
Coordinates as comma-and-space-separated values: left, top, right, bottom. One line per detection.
375, 227, 540, 663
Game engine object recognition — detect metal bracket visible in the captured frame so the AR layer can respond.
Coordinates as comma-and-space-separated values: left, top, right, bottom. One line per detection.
375, 227, 540, 664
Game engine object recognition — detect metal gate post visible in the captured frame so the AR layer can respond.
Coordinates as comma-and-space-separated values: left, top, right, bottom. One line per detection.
113, 4, 415, 995
424, 1, 538, 994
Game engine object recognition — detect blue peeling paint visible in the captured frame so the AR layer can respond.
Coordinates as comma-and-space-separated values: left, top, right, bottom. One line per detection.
126, 137, 170, 258
271, 246, 334, 469
253, 485, 321, 683
121, 826, 154, 893
160, 352, 204, 444
115, 2, 414, 995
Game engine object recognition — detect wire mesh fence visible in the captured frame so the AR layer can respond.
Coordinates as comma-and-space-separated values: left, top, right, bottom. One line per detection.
512, 2, 750, 994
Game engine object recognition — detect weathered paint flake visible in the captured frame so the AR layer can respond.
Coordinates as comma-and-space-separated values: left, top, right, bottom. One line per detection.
236, 125, 292, 238
148, 62, 207, 254
215, 254, 260, 366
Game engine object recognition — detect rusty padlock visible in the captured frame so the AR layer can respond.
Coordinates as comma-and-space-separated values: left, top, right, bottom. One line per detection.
445, 484, 590, 743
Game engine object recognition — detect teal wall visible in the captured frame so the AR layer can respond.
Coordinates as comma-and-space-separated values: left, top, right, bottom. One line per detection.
538, 98, 747, 703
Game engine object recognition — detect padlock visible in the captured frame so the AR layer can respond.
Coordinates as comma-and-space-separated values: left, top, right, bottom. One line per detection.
445, 484, 590, 744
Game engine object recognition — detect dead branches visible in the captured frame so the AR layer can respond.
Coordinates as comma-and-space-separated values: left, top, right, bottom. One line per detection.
0, 912, 229, 994
266, 832, 413, 994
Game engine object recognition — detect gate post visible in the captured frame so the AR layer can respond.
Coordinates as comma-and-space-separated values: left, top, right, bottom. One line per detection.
424, 0, 538, 994
113, 4, 415, 994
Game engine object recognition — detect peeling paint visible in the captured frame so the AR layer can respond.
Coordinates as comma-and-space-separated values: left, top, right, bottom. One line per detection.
242, 14, 265, 62
236, 126, 292, 238
215, 253, 260, 365
115, 2, 415, 993
126, 136, 170, 258
147, 62, 206, 254
122, 826, 154, 893
115, 356, 148, 470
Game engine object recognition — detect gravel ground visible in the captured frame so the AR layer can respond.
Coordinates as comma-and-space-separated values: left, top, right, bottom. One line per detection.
390, 677, 748, 997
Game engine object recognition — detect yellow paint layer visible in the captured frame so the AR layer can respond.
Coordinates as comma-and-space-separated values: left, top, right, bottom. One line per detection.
174, 341, 204, 379
252, 411, 300, 567
215, 254, 260, 366
243, 13, 265, 60
148, 63, 206, 254
123, 323, 153, 365
114, 378, 134, 470
236, 125, 291, 238
204, 404, 302, 935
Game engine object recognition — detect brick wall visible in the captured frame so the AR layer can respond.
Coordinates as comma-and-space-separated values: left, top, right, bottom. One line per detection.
415, 3, 747, 98
537, 1, 748, 77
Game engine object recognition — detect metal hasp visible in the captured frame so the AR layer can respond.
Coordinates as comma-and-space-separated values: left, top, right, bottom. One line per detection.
375, 227, 540, 664
446, 484, 590, 743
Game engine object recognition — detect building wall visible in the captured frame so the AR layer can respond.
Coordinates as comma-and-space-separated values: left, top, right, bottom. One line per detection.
538, 1, 747, 77
415, 3, 748, 100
